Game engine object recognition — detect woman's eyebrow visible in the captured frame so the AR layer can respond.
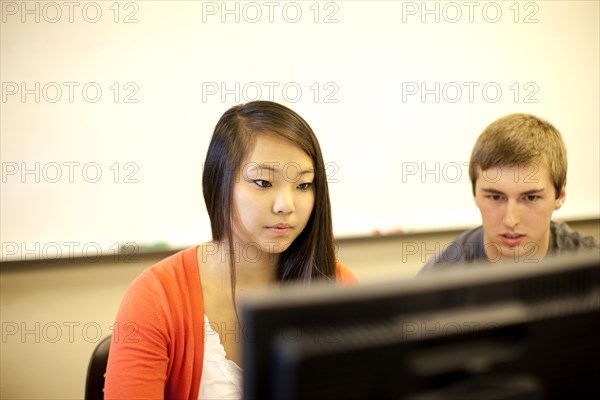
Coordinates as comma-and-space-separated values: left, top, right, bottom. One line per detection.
246, 163, 314, 175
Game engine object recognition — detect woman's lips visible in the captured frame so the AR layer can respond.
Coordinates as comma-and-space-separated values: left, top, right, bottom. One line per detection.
267, 223, 292, 235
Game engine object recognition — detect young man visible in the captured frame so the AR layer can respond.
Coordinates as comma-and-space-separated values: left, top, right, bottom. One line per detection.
418, 113, 599, 274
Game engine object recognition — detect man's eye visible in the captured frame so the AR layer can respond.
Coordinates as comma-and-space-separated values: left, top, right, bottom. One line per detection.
488, 195, 503, 201
525, 195, 540, 201
253, 180, 271, 188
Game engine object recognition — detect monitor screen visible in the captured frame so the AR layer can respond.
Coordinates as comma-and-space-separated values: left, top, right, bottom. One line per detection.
241, 251, 599, 400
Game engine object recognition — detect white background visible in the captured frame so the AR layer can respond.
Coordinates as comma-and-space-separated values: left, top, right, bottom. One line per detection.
2, 0, 599, 261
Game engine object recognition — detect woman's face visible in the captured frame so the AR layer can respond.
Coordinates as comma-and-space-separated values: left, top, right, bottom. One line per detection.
231, 133, 315, 256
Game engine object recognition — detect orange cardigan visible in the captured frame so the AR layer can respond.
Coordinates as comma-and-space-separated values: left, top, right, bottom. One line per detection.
104, 246, 356, 400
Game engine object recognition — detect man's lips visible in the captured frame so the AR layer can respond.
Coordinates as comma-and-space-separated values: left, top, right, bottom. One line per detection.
500, 233, 525, 247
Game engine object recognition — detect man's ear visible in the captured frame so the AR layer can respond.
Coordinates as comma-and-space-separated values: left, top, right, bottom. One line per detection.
555, 180, 567, 210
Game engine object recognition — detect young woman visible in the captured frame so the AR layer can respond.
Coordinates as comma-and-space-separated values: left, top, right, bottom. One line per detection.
104, 101, 356, 399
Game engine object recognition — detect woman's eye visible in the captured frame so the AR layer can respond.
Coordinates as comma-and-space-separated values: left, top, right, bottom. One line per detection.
253, 179, 272, 188
297, 182, 313, 190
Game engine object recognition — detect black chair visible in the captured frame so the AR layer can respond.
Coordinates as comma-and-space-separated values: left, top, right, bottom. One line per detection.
85, 335, 112, 400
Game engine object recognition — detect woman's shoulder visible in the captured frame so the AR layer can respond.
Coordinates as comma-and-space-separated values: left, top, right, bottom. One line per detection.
335, 260, 358, 284
123, 246, 201, 307
139, 246, 199, 284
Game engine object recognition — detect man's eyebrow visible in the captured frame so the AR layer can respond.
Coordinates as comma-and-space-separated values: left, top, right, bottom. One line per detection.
481, 188, 545, 195
481, 188, 505, 195
520, 188, 545, 195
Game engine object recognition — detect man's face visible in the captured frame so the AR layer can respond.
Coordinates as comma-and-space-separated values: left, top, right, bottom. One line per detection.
474, 163, 566, 263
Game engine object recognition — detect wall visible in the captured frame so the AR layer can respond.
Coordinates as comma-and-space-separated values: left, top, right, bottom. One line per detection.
1, 219, 598, 399
2, 1, 599, 261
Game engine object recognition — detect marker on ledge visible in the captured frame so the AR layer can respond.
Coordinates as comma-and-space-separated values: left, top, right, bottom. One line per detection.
372, 227, 405, 236
121, 241, 170, 253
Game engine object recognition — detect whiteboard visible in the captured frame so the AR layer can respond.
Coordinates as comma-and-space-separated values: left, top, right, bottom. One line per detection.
2, 1, 599, 261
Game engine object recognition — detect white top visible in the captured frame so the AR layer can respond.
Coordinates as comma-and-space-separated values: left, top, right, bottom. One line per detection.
198, 315, 243, 400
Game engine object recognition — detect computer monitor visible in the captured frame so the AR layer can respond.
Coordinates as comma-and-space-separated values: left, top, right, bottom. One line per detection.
241, 251, 599, 400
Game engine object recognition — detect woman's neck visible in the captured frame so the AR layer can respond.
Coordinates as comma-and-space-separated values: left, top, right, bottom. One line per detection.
202, 241, 279, 289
